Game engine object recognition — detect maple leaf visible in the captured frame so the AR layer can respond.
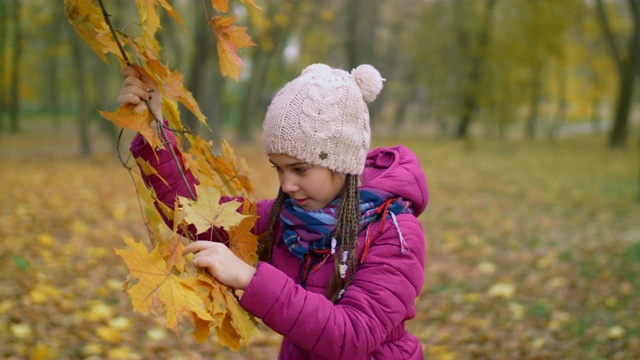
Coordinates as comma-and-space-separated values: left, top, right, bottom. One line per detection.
99, 104, 162, 149
137, 0, 187, 35
209, 15, 256, 80
134, 178, 166, 246
64, 0, 113, 63
240, 0, 262, 10
212, 0, 261, 13
188, 274, 256, 350
214, 140, 254, 195
229, 199, 259, 265
159, 64, 208, 125
212, 0, 230, 12
177, 185, 247, 235
115, 237, 213, 332
135, 157, 169, 187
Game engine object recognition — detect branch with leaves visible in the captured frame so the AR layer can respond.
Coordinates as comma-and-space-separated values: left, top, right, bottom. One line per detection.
65, 0, 260, 351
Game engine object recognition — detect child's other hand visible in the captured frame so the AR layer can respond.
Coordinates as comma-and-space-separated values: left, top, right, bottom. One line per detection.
183, 241, 256, 290
117, 65, 162, 121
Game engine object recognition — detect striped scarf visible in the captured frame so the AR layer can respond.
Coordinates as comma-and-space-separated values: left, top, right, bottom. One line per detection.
280, 188, 413, 260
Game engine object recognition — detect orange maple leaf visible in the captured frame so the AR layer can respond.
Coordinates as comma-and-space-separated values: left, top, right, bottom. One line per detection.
99, 104, 162, 149
213, 140, 254, 195
211, 0, 230, 12
185, 273, 256, 349
115, 236, 213, 332
209, 15, 256, 80
229, 199, 259, 265
212, 0, 261, 13
160, 65, 208, 125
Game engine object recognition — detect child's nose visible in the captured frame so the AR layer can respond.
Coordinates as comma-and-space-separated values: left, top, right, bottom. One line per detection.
280, 174, 298, 194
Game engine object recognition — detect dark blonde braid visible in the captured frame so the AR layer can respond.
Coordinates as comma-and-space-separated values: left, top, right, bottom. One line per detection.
327, 174, 361, 302
258, 177, 361, 303
257, 188, 287, 263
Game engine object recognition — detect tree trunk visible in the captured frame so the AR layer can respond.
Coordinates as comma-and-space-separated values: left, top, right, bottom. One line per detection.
183, 19, 212, 134
71, 34, 92, 157
204, 48, 225, 146
455, 0, 496, 138
236, 47, 273, 143
236, 1, 301, 142
607, 37, 636, 148
0, 0, 7, 131
8, 0, 22, 133
345, 0, 382, 126
596, 0, 639, 148
345, 0, 379, 69
631, 0, 640, 203
525, 62, 543, 140
548, 61, 567, 140
47, 9, 64, 129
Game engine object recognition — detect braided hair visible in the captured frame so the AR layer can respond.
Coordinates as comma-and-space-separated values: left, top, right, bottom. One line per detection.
257, 174, 361, 303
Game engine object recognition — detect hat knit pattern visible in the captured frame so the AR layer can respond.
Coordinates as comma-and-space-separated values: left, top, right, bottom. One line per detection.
262, 64, 384, 175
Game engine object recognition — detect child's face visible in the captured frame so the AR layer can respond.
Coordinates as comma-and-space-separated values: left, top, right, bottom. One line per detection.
269, 153, 346, 211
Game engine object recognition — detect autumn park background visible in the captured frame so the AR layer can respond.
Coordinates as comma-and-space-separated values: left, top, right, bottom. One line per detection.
1, 0, 639, 359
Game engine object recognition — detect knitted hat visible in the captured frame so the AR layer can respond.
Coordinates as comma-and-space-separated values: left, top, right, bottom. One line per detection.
262, 64, 384, 175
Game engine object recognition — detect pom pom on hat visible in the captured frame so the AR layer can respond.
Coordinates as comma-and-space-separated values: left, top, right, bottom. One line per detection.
352, 64, 384, 103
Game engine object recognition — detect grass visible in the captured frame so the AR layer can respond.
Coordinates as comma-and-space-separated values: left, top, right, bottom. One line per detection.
1, 119, 639, 359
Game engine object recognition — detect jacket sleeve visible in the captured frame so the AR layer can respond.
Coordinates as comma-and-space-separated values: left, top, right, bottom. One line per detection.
239, 215, 426, 359
130, 130, 234, 241
130, 129, 197, 209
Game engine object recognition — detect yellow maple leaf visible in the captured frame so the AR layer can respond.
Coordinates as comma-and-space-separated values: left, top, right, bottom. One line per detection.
177, 185, 247, 235
115, 236, 213, 332
64, 0, 113, 63
209, 15, 256, 80
135, 156, 169, 187
240, 0, 262, 10
137, 0, 187, 35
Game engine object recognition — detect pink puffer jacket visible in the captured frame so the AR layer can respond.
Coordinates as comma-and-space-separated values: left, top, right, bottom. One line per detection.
131, 132, 429, 359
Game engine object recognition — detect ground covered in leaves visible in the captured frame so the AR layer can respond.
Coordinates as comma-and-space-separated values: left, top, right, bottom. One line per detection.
1, 121, 638, 359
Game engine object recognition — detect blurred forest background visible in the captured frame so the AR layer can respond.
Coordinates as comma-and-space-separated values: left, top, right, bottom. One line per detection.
1, 0, 640, 359
0, 0, 639, 147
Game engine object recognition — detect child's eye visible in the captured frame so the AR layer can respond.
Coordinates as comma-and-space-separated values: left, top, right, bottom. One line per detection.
294, 168, 307, 175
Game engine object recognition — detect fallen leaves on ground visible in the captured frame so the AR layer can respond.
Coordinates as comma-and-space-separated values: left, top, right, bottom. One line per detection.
1, 124, 639, 359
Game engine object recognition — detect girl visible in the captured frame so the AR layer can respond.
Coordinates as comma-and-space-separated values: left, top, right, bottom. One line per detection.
118, 63, 429, 359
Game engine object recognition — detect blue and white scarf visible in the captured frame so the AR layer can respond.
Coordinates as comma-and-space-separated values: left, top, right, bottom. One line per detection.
280, 188, 413, 260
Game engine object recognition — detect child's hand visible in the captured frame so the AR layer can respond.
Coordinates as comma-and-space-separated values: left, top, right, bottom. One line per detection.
183, 241, 256, 290
117, 65, 162, 121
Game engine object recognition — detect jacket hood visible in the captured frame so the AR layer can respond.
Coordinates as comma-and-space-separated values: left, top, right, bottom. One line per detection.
361, 145, 428, 216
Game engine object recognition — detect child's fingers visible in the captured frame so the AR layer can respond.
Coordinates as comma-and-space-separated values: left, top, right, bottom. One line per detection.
120, 66, 139, 78
183, 241, 217, 255
118, 81, 154, 107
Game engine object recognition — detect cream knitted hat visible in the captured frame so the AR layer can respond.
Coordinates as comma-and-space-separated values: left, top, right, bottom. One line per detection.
262, 63, 384, 175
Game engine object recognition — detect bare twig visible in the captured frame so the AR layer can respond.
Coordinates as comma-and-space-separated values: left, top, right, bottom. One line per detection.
97, 0, 130, 66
